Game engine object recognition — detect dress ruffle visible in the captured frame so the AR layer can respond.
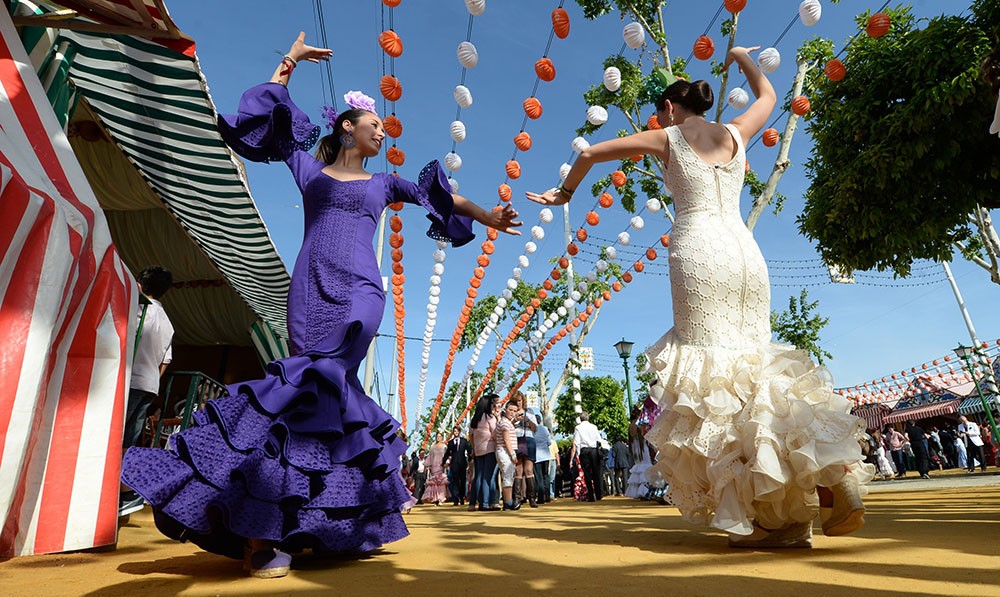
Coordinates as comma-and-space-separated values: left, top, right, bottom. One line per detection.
414, 161, 475, 247
121, 326, 410, 558
217, 82, 321, 163
642, 329, 873, 536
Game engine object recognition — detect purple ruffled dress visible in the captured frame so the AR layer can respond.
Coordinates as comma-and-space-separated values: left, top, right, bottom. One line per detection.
121, 82, 475, 559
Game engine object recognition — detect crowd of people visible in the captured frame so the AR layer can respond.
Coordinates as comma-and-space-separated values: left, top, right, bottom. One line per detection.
863, 415, 997, 480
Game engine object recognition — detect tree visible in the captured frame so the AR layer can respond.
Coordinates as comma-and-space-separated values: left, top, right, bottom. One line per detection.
770, 289, 832, 364
799, 2, 1000, 282
552, 375, 629, 442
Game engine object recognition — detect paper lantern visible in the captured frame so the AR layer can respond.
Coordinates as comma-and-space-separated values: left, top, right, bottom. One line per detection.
506, 160, 521, 179
571, 137, 590, 154
454, 85, 473, 108
645, 198, 661, 212
633, 261, 645, 273
660, 234, 671, 247
630, 215, 645, 230
612, 281, 623, 292
645, 248, 658, 261
611, 170, 627, 187
867, 13, 890, 38
444, 152, 462, 172
824, 58, 846, 81
464, 0, 485, 16
514, 131, 532, 151
791, 95, 811, 116
623, 22, 645, 49
725, 0, 746, 12
535, 57, 556, 82
567, 243, 579, 255
693, 35, 714, 61
559, 257, 569, 269
603, 66, 622, 92
762, 127, 779, 147
523, 97, 543, 119
383, 114, 402, 138
498, 183, 511, 202
386, 146, 405, 166
605, 246, 617, 260
383, 0, 400, 7
647, 114, 662, 130
599, 192, 613, 208
518, 255, 530, 268
457, 41, 479, 68
727, 87, 750, 110
379, 30, 403, 58
758, 47, 780, 74
552, 7, 570, 39
586, 105, 608, 125
586, 211, 600, 226
539, 208, 553, 223
618, 231, 631, 245
559, 163, 571, 181
799, 0, 821, 26
576, 228, 588, 242
380, 75, 402, 101
448, 178, 459, 193
450, 120, 466, 142
524, 241, 537, 254
531, 225, 545, 240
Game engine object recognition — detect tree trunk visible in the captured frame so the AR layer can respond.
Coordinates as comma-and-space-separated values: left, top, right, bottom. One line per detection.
745, 59, 810, 232
714, 12, 741, 124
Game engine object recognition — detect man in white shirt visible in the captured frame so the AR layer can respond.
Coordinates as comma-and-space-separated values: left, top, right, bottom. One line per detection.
120, 266, 174, 516
958, 415, 987, 473
570, 412, 603, 501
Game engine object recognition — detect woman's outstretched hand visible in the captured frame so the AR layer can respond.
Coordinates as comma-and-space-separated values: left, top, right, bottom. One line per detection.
723, 45, 760, 72
486, 204, 523, 235
288, 31, 333, 64
525, 188, 570, 206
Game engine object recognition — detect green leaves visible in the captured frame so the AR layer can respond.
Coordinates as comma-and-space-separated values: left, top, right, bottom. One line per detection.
552, 375, 629, 440
770, 289, 833, 364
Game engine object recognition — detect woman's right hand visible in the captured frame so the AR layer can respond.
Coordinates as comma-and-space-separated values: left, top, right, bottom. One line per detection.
288, 31, 333, 64
723, 46, 760, 72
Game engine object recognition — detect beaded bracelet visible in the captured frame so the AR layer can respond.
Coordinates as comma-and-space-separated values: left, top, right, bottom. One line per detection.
557, 184, 575, 198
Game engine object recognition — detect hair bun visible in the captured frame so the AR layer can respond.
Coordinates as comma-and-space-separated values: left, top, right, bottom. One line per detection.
688, 80, 715, 113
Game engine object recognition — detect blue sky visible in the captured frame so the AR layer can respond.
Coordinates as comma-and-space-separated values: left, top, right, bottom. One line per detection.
165, 0, 996, 418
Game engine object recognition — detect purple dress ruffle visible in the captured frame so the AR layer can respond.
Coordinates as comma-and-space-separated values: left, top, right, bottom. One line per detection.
121, 82, 475, 559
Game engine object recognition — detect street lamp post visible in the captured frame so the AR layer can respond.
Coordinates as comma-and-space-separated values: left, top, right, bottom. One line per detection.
954, 344, 1000, 451
614, 338, 635, 412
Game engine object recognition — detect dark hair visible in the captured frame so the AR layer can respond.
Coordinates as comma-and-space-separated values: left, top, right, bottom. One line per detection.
656, 80, 714, 115
315, 108, 371, 164
470, 393, 498, 429
137, 266, 172, 299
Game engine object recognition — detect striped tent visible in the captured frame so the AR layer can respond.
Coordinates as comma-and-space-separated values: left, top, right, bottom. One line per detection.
0, 8, 137, 557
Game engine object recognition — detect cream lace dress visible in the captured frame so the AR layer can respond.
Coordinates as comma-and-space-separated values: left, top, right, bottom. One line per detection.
643, 124, 871, 536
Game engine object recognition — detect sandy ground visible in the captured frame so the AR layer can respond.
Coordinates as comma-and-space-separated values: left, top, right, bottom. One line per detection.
2, 474, 999, 597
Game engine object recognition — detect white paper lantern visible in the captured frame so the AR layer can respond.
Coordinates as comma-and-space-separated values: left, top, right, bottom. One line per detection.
604, 246, 617, 260
570, 290, 582, 302
512, 267, 522, 280
586, 105, 608, 126
450, 120, 467, 142
432, 263, 444, 275
427, 303, 437, 313
464, 0, 485, 17
493, 307, 504, 317
507, 278, 518, 290
577, 281, 589, 292
574, 403, 583, 413
429, 295, 440, 305
518, 255, 529, 268
571, 136, 590, 154
429, 286, 441, 297
433, 249, 446, 263
572, 378, 581, 389
502, 288, 512, 300
448, 178, 460, 193
758, 47, 781, 74
595, 259, 608, 273
524, 241, 537, 254
623, 22, 645, 49
603, 66, 621, 92
453, 85, 473, 108
531, 225, 545, 240
444, 152, 462, 172
497, 297, 507, 308
557, 306, 568, 317
436, 239, 448, 250
630, 215, 645, 230
618, 231, 631, 245
645, 198, 661, 212
727, 87, 750, 110
799, 0, 821, 26
539, 208, 554, 224
430, 275, 441, 286
559, 163, 571, 181
489, 313, 499, 324
563, 299, 574, 309
457, 41, 479, 69
427, 310, 437, 319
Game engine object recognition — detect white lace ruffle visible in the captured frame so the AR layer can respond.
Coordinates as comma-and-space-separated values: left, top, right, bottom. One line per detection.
643, 328, 874, 536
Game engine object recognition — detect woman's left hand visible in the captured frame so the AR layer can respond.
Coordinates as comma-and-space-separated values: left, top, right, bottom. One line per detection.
525, 187, 570, 206
485, 204, 523, 235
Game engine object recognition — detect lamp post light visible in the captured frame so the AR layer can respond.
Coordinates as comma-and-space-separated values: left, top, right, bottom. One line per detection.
954, 344, 1000, 450
614, 338, 635, 412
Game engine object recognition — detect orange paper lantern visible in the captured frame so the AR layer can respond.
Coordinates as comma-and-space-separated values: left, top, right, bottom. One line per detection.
389, 233, 404, 248
630, 154, 644, 163
724, 0, 746, 13
465, 298, 475, 307
791, 95, 810, 116
567, 243, 579, 256
538, 289, 548, 299
391, 248, 403, 261
498, 183, 512, 202
380, 75, 402, 101
392, 262, 403, 275
487, 228, 499, 241
383, 114, 402, 138
543, 279, 553, 291
551, 269, 561, 280
824, 58, 846, 82
514, 131, 532, 151
506, 160, 521, 179
382, 0, 400, 6
477, 255, 490, 268
551, 7, 570, 39
469, 277, 481, 288
612, 281, 622, 292
586, 211, 600, 226
762, 128, 779, 147
867, 13, 890, 38
603, 290, 612, 301
378, 30, 403, 58
598, 192, 613, 208
389, 215, 403, 232
693, 35, 714, 61
535, 58, 556, 82
559, 257, 569, 269
576, 228, 588, 242
633, 261, 644, 273
645, 248, 658, 261
389, 202, 403, 212
523, 97, 543, 119
386, 146, 405, 166
660, 234, 671, 247
593, 297, 603, 308
622, 272, 633, 283
482, 241, 495, 255
611, 170, 627, 187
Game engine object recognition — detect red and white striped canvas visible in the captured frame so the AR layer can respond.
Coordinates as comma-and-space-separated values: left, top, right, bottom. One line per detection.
0, 10, 137, 556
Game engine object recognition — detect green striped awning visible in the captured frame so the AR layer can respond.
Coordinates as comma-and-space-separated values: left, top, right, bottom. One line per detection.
59, 29, 290, 337
958, 395, 1000, 415
249, 320, 290, 366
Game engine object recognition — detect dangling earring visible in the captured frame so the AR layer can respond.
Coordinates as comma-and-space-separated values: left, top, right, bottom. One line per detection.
668, 112, 675, 126
340, 131, 356, 149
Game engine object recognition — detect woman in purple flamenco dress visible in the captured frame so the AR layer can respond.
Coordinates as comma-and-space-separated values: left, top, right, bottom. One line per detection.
121, 33, 521, 578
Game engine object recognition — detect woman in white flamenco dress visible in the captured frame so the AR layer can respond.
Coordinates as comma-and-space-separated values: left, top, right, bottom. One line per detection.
529, 46, 872, 548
